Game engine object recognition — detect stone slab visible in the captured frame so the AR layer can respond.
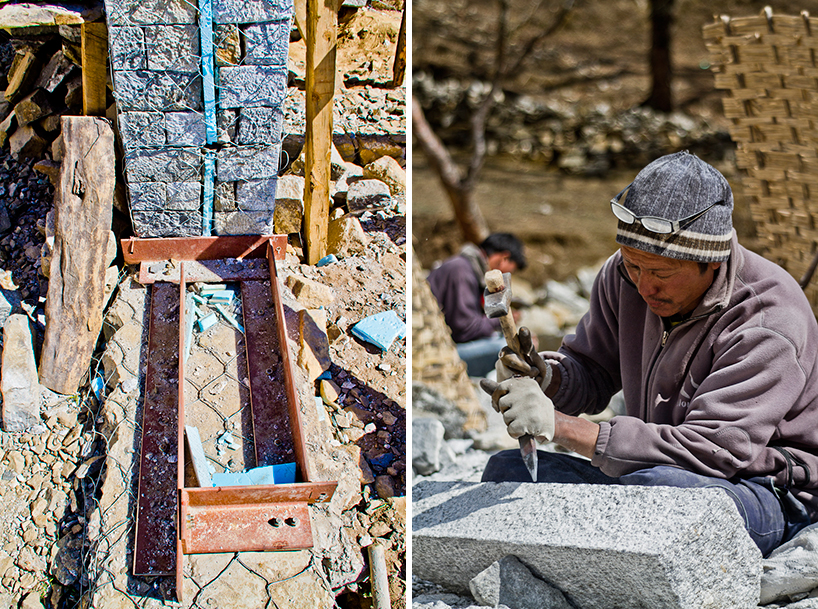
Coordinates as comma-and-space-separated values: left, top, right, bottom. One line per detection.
216, 145, 280, 181
166, 111, 206, 146
761, 524, 818, 604
214, 181, 237, 211
215, 24, 241, 66
112, 70, 202, 112
145, 25, 200, 72
1, 314, 40, 432
124, 147, 202, 183
218, 66, 287, 109
347, 178, 392, 212
212, 0, 293, 24
238, 106, 284, 145
244, 21, 291, 66
469, 555, 572, 609
412, 481, 762, 609
236, 178, 277, 211
105, 0, 197, 25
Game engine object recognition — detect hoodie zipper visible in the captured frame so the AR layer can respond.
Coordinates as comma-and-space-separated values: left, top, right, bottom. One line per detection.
642, 306, 723, 422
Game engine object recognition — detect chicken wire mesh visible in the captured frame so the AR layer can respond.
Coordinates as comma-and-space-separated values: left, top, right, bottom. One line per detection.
104, 0, 293, 239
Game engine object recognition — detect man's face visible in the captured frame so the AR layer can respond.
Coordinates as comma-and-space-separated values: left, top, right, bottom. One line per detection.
620, 246, 721, 317
487, 251, 517, 274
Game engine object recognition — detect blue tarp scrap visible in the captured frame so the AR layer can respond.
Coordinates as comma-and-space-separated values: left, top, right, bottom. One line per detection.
351, 310, 406, 351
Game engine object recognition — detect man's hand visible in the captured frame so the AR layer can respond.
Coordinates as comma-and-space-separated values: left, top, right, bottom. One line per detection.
494, 327, 553, 393
480, 377, 555, 442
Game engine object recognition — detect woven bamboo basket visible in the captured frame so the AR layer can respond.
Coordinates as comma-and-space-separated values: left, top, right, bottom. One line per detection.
704, 8, 818, 312
411, 247, 486, 433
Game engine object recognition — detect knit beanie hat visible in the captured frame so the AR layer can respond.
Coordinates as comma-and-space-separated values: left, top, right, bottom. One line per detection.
614, 151, 733, 263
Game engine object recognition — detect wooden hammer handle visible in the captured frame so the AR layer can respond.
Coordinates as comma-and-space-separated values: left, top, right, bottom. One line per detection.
485, 269, 521, 355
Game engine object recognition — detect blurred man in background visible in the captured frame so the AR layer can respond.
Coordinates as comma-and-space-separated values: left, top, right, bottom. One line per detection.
427, 232, 526, 377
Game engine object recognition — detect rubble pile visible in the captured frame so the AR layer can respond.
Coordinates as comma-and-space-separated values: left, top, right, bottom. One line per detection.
413, 71, 734, 175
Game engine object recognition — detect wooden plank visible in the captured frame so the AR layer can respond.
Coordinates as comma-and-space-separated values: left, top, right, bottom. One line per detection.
81, 21, 107, 116
303, 0, 340, 264
293, 0, 307, 42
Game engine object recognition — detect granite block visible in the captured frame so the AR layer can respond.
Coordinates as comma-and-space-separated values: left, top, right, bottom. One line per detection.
124, 147, 202, 182
212, 0, 293, 24
118, 111, 166, 148
217, 109, 238, 144
216, 144, 280, 181
215, 24, 241, 67
105, 0, 197, 25
165, 112, 206, 146
243, 20, 290, 66
238, 106, 283, 145
413, 481, 762, 609
213, 210, 274, 235
132, 210, 201, 237
214, 181, 237, 211
113, 70, 203, 112
109, 26, 146, 70
145, 25, 201, 72
130, 182, 202, 212
236, 178, 277, 211
218, 66, 287, 109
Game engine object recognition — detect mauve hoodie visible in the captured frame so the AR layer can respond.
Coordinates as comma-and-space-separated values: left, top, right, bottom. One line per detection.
546, 232, 818, 520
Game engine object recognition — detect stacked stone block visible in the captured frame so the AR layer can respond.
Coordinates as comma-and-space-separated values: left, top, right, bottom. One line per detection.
105, 0, 292, 237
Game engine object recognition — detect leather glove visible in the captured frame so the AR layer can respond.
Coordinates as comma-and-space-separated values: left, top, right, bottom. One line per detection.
480, 377, 555, 442
494, 327, 553, 392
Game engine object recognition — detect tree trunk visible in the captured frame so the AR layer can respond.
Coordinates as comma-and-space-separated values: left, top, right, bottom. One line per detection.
644, 0, 674, 112
412, 98, 489, 244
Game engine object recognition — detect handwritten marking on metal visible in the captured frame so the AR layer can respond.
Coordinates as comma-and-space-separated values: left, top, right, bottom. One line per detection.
134, 282, 180, 576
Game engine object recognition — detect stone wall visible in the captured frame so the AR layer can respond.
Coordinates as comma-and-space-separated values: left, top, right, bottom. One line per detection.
105, 0, 292, 237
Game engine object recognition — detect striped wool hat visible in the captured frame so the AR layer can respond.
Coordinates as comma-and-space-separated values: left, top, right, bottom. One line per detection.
613, 151, 733, 263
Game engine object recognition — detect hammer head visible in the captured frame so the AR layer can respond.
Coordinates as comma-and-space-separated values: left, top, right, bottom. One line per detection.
483, 272, 512, 319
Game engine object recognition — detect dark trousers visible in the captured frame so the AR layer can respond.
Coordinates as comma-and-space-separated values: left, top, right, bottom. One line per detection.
482, 449, 812, 557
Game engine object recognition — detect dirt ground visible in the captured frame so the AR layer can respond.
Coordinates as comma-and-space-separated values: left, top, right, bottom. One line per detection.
411, 0, 797, 286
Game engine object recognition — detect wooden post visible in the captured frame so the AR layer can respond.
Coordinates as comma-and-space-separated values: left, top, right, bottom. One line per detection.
391, 3, 406, 88
303, 0, 339, 265
81, 21, 108, 116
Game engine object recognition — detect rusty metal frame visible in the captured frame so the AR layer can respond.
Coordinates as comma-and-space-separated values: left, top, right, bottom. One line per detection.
126, 236, 337, 601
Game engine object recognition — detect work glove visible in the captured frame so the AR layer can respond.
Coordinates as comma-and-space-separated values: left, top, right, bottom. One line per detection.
494, 327, 553, 393
480, 377, 555, 442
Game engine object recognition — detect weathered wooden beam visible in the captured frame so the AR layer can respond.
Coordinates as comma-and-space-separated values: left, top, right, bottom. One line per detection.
39, 116, 114, 394
293, 0, 307, 42
81, 21, 107, 116
303, 0, 340, 265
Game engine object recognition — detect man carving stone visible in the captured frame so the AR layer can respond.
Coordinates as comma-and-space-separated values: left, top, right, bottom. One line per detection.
482, 151, 818, 556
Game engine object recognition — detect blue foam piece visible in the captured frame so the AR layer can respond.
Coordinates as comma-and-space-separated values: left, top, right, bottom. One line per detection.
211, 463, 296, 487
316, 370, 332, 381
351, 310, 406, 351
369, 453, 395, 468
317, 254, 338, 267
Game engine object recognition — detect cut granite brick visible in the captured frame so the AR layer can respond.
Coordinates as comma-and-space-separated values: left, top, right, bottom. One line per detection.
118, 111, 166, 148
217, 145, 280, 181
238, 106, 284, 145
109, 26, 146, 70
213, 210, 274, 235
244, 21, 290, 66
217, 109, 238, 144
105, 0, 197, 25
132, 210, 201, 237
413, 481, 762, 609
214, 181, 237, 211
145, 25, 200, 72
128, 182, 166, 211
124, 147, 202, 182
212, 0, 293, 24
129, 182, 201, 211
237, 178, 277, 211
113, 70, 203, 112
215, 24, 241, 67
165, 112, 206, 146
218, 66, 287, 109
